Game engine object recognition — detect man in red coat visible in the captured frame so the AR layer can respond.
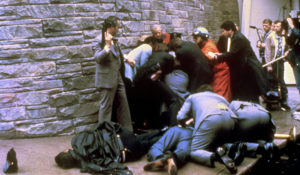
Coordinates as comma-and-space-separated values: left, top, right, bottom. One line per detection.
192, 27, 232, 101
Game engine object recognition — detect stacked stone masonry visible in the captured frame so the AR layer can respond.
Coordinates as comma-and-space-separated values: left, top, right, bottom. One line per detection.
0, 0, 239, 138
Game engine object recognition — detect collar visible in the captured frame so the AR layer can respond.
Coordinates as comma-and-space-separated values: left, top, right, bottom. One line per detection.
265, 30, 272, 36
275, 32, 282, 38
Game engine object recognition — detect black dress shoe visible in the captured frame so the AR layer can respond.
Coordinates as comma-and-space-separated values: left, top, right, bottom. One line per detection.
3, 148, 18, 173
232, 142, 247, 165
280, 104, 291, 111
222, 142, 246, 166
262, 142, 279, 163
216, 146, 237, 174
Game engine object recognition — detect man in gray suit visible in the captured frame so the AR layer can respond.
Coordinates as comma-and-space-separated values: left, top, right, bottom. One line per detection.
176, 85, 237, 167
144, 85, 277, 174
93, 16, 133, 131
176, 85, 277, 172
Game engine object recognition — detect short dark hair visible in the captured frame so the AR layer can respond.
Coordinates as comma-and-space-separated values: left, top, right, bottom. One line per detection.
101, 16, 120, 48
220, 21, 237, 31
263, 19, 272, 25
170, 32, 182, 40
169, 38, 183, 51
144, 36, 157, 45
55, 151, 79, 169
282, 20, 289, 31
274, 20, 282, 25
156, 43, 169, 52
103, 16, 120, 31
195, 84, 214, 93
193, 34, 208, 41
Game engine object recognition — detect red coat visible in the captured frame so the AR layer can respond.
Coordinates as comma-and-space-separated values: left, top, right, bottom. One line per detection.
200, 40, 232, 101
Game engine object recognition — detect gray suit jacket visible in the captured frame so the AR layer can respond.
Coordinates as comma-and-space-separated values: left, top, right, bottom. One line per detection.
93, 34, 122, 89
177, 91, 237, 136
264, 33, 286, 65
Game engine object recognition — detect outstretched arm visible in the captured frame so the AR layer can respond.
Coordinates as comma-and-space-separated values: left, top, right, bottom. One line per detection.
216, 37, 246, 62
177, 96, 192, 123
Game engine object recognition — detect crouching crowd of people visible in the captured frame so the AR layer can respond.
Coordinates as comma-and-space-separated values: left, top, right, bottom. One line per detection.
54, 16, 280, 174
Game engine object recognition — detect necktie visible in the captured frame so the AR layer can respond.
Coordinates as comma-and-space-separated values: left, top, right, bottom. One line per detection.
276, 36, 282, 58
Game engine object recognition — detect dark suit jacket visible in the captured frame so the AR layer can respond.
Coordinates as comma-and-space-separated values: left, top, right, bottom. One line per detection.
217, 32, 268, 101
93, 34, 123, 89
175, 41, 213, 93
217, 35, 227, 53
70, 121, 131, 174
133, 52, 174, 85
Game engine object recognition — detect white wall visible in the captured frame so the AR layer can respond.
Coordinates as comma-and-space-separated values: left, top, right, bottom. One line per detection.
238, 0, 298, 84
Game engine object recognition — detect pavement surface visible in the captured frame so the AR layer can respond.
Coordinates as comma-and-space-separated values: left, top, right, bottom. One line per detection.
0, 87, 300, 175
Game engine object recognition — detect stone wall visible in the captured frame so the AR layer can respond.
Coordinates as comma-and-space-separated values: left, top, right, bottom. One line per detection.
0, 0, 239, 138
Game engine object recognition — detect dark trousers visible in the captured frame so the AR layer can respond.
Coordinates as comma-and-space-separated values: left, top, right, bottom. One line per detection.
289, 51, 300, 93
119, 127, 163, 162
98, 77, 133, 131
230, 67, 261, 103
268, 60, 288, 103
129, 80, 181, 129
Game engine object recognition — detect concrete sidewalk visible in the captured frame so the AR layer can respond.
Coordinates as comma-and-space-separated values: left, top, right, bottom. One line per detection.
0, 87, 300, 175
0, 135, 259, 175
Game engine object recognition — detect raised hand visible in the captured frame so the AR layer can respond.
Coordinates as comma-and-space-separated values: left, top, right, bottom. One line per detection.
104, 32, 113, 47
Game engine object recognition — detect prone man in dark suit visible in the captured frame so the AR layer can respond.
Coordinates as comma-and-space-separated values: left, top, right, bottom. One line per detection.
93, 16, 133, 131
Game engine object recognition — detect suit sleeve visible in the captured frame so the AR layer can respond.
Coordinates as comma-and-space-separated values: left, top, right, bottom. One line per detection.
217, 36, 227, 53
177, 96, 192, 122
217, 37, 246, 62
93, 35, 110, 64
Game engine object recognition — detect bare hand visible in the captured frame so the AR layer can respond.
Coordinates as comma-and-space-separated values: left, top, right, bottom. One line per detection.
126, 58, 136, 67
287, 18, 295, 29
208, 52, 220, 59
284, 50, 290, 57
104, 32, 113, 47
150, 69, 162, 81
267, 66, 273, 72
257, 41, 262, 47
185, 118, 194, 126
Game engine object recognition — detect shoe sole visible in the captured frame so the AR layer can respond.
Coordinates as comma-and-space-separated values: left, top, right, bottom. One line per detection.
280, 107, 290, 111
144, 161, 165, 171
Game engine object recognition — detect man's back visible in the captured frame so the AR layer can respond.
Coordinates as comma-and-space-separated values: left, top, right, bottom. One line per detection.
177, 91, 236, 130
175, 41, 213, 92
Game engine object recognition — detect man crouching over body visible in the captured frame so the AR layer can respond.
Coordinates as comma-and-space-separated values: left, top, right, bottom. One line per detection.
143, 85, 236, 174
143, 85, 277, 174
